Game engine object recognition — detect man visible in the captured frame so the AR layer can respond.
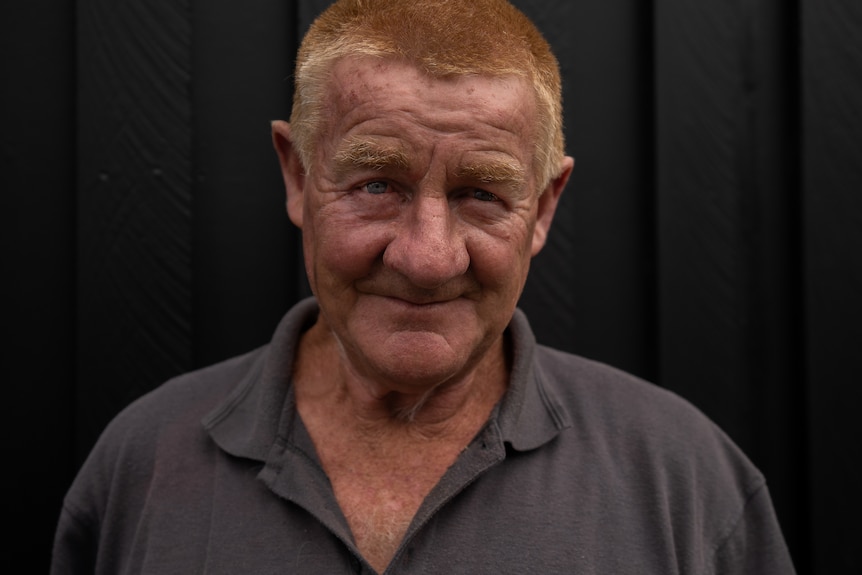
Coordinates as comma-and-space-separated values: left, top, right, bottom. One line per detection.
52, 0, 796, 573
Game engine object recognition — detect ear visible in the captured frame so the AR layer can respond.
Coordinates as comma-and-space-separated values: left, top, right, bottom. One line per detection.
271, 120, 306, 228
531, 156, 574, 256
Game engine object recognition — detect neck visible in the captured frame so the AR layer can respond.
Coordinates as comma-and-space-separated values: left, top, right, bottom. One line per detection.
293, 322, 509, 437
292, 321, 509, 574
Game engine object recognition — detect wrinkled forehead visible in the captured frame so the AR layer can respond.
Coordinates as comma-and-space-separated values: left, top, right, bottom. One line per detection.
308, 57, 542, 189
321, 56, 539, 138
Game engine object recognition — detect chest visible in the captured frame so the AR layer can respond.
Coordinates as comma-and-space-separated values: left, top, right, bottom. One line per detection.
312, 434, 464, 570
324, 438, 458, 515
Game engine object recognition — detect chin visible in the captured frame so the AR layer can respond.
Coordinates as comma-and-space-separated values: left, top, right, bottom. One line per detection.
366, 331, 476, 389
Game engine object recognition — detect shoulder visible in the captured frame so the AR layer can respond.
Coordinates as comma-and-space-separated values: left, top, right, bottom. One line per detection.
533, 343, 765, 505
529, 346, 783, 568
108, 345, 269, 440
53, 346, 271, 571
534, 344, 741, 448
61, 345, 269, 512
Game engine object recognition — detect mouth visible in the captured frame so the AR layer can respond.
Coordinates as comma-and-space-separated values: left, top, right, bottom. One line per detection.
379, 292, 461, 307
354, 275, 478, 310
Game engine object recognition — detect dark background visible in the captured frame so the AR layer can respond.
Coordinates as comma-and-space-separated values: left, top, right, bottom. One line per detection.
4, 0, 860, 572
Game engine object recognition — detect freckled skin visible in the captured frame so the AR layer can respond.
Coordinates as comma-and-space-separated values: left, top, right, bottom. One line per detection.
273, 56, 571, 404
271, 56, 573, 573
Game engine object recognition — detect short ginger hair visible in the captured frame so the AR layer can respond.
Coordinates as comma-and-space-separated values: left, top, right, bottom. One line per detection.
290, 0, 565, 189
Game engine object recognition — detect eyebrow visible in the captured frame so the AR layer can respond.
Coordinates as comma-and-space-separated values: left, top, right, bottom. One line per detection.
455, 160, 527, 193
331, 138, 410, 178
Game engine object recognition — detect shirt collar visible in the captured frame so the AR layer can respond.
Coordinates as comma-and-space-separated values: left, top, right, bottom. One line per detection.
202, 298, 570, 461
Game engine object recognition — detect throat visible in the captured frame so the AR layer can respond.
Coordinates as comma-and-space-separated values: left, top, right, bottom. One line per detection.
292, 324, 510, 571
301, 399, 500, 573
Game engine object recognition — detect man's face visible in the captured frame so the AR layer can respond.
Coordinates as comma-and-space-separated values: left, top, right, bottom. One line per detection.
276, 57, 567, 392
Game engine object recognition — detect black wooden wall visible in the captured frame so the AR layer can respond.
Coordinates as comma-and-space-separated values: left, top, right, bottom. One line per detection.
4, 1, 861, 572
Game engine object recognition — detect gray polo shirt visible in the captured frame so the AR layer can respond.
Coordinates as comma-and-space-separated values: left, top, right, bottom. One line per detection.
52, 297, 795, 574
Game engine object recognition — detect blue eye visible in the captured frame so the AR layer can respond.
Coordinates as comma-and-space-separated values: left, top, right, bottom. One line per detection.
472, 189, 498, 202
364, 181, 389, 194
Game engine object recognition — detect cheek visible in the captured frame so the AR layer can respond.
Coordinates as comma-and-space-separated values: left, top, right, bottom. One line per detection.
308, 210, 391, 282
468, 225, 533, 292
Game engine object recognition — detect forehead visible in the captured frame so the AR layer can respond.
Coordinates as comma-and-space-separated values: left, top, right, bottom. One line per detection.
320, 57, 538, 158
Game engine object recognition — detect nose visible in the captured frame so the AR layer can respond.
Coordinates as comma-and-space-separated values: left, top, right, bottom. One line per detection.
382, 193, 470, 289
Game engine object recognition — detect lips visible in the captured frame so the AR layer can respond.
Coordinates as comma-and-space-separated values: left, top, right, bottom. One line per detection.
387, 292, 460, 306
355, 272, 479, 304
360, 283, 477, 306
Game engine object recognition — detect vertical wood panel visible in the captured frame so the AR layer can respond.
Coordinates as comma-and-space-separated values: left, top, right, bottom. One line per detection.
655, 0, 806, 565
744, 0, 809, 568
3, 1, 76, 569
191, 0, 300, 369
656, 0, 754, 442
801, 0, 862, 571
76, 0, 194, 460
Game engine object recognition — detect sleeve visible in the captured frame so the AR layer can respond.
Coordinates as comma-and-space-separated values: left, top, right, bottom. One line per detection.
711, 483, 797, 575
51, 501, 98, 575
